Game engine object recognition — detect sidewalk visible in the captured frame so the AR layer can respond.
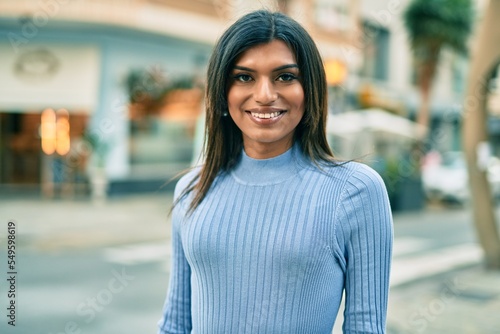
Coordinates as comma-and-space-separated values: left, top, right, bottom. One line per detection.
387, 265, 500, 334
0, 194, 174, 251
386, 207, 500, 334
1, 195, 500, 333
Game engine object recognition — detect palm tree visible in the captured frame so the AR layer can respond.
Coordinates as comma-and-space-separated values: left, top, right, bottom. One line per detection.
403, 0, 474, 136
463, 0, 500, 269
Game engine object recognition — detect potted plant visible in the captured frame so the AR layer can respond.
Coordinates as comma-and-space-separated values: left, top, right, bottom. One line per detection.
83, 132, 110, 202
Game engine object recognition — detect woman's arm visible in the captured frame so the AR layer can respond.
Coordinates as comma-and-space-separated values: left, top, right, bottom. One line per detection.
157, 180, 194, 334
157, 208, 192, 334
334, 164, 393, 333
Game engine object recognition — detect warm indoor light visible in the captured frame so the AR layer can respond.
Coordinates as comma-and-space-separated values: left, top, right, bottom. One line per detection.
56, 109, 70, 155
41, 108, 56, 155
324, 59, 347, 86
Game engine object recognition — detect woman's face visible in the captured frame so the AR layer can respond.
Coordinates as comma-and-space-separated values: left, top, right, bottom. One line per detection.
227, 40, 305, 159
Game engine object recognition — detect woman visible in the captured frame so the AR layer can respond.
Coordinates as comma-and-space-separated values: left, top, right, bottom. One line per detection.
158, 10, 392, 334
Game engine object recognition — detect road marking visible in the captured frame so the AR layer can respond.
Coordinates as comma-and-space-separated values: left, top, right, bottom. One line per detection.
103, 242, 170, 265
392, 237, 431, 258
390, 243, 483, 287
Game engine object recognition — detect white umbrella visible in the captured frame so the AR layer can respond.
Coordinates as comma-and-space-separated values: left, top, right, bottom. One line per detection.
327, 108, 423, 139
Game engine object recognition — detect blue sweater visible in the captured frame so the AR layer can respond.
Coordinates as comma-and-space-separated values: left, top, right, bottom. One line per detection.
158, 144, 393, 333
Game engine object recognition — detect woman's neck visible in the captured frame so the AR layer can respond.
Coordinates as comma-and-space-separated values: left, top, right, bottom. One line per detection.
230, 142, 308, 185
241, 138, 294, 159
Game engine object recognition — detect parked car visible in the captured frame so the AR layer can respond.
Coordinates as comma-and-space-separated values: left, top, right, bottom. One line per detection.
422, 151, 500, 204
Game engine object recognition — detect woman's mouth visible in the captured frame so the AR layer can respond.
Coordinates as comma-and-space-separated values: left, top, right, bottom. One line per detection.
249, 110, 285, 119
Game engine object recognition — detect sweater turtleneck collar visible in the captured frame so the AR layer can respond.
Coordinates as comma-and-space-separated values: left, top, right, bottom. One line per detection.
230, 143, 309, 186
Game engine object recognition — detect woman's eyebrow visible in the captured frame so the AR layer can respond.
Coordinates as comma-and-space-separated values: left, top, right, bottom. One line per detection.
233, 65, 256, 72
233, 64, 299, 72
273, 64, 299, 72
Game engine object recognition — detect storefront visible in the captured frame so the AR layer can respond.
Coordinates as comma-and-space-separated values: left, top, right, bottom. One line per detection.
0, 43, 97, 194
0, 22, 212, 197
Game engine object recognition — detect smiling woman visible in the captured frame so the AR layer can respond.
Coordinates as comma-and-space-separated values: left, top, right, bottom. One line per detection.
158, 9, 393, 334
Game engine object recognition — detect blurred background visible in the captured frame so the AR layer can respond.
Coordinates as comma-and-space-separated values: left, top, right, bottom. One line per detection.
1, 0, 500, 333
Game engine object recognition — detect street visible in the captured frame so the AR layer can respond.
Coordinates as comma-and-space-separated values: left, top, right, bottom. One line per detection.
1, 247, 166, 333
0, 195, 173, 334
1, 195, 499, 333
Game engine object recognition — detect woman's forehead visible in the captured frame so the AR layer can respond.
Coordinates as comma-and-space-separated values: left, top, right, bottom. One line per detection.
233, 40, 297, 68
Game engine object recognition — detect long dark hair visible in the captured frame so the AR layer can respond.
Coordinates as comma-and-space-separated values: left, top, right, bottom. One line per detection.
181, 9, 334, 213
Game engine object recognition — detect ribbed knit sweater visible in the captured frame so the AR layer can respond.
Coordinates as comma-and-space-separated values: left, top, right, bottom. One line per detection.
158, 144, 393, 334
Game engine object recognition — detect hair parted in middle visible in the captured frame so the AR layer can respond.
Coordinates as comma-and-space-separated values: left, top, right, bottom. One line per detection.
183, 9, 335, 213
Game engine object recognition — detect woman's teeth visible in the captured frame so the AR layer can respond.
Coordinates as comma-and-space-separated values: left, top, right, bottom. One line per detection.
250, 111, 283, 119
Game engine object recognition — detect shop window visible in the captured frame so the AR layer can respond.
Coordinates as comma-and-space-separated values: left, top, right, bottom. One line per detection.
0, 111, 88, 194
126, 67, 203, 176
360, 21, 390, 82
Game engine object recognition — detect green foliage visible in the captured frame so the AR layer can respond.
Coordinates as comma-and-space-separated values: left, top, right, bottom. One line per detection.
125, 67, 196, 105
403, 0, 474, 56
126, 68, 167, 104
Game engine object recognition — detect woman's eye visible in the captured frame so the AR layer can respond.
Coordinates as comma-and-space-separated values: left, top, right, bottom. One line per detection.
234, 74, 252, 82
277, 73, 297, 82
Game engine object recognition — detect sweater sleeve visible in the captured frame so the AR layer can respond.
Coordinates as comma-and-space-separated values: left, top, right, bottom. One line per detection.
157, 179, 194, 333
333, 164, 393, 333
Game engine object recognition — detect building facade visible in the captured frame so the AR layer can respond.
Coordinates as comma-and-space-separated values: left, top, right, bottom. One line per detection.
355, 0, 488, 153
0, 0, 361, 196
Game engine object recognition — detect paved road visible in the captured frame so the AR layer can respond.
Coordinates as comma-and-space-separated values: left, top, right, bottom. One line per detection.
1, 195, 499, 333
1, 195, 172, 334
1, 247, 166, 333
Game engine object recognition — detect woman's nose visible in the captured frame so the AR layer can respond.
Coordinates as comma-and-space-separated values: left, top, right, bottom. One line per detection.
254, 79, 277, 104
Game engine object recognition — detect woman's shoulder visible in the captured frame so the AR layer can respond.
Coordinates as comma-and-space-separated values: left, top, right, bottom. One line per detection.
318, 160, 387, 192
343, 160, 385, 183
